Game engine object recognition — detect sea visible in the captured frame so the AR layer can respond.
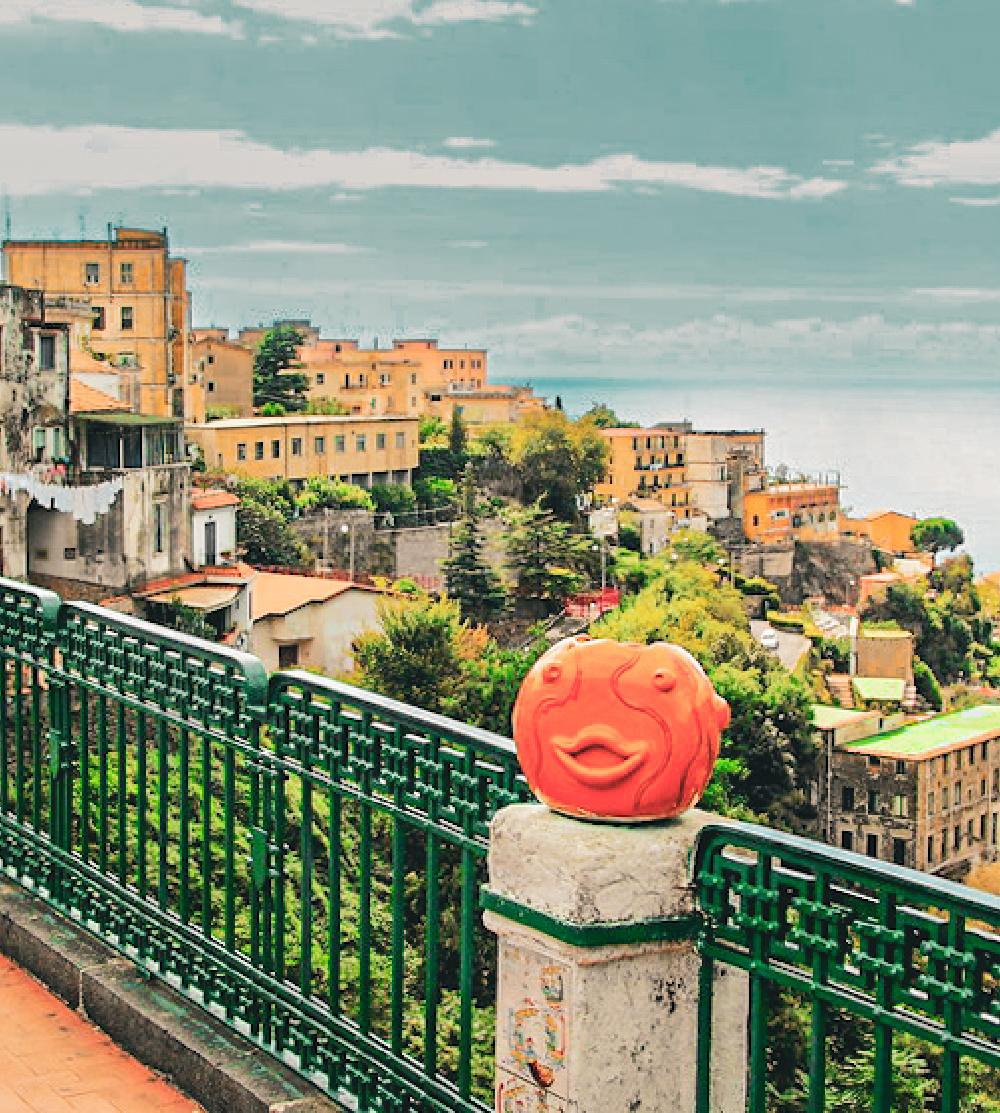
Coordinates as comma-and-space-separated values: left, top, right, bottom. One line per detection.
495, 368, 1000, 574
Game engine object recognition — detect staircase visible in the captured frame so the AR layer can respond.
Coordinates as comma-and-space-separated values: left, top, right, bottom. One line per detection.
826, 673, 854, 707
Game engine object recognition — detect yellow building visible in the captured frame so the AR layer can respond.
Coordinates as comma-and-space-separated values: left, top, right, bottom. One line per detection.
593, 427, 691, 517
3, 227, 190, 419
233, 323, 541, 422
186, 414, 419, 486
188, 329, 254, 423
743, 480, 842, 543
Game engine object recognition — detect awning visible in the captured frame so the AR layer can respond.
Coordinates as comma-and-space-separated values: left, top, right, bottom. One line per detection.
145, 585, 239, 612
852, 676, 906, 703
75, 413, 181, 426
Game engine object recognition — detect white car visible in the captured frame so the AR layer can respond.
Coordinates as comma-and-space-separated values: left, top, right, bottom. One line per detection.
760, 629, 780, 651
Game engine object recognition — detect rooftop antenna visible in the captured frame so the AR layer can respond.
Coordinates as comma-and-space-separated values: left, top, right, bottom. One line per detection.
78, 207, 88, 240
2, 187, 11, 243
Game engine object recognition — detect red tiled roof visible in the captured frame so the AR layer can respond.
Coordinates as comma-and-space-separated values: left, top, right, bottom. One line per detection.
69, 378, 130, 415
192, 488, 240, 511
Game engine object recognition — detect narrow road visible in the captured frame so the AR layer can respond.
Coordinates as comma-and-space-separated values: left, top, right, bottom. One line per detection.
750, 619, 811, 672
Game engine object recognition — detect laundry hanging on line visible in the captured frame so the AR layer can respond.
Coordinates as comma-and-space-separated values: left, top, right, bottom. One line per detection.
0, 473, 124, 525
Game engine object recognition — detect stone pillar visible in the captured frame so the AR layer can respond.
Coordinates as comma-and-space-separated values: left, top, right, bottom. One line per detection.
485, 804, 747, 1113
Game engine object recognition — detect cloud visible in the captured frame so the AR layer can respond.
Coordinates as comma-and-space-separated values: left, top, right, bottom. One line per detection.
443, 136, 497, 150
0, 124, 845, 201
0, 0, 241, 36
184, 240, 366, 255
230, 0, 535, 37
450, 240, 489, 249
467, 312, 1000, 364
873, 128, 1000, 188
950, 195, 1000, 207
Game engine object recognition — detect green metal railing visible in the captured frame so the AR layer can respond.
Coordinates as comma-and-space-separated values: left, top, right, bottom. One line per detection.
694, 822, 1000, 1113
0, 577, 532, 1113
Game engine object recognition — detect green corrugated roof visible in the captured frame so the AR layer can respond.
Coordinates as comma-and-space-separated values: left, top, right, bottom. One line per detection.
852, 676, 906, 702
845, 704, 1000, 758
811, 704, 876, 730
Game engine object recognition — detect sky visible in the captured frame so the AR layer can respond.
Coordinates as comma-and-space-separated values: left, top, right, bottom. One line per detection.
3, 0, 1000, 385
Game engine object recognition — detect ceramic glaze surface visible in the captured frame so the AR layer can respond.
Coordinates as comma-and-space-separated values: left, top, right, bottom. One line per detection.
512, 636, 731, 822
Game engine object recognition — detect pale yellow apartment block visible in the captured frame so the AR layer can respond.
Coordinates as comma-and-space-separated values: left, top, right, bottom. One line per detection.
4, 227, 190, 419
186, 414, 420, 487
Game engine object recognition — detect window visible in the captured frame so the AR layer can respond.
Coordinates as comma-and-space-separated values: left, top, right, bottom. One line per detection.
316, 373, 326, 385
983, 778, 988, 800
278, 644, 300, 669
954, 825, 961, 851
942, 833, 948, 858
866, 833, 878, 857
356, 434, 367, 453
841, 830, 854, 851
207, 355, 215, 365
892, 839, 906, 866
968, 818, 974, 843
993, 813, 998, 845
380, 373, 391, 386
271, 440, 280, 459
927, 836, 934, 864
376, 433, 386, 450
841, 786, 855, 810
410, 373, 417, 385
867, 790, 879, 813
85, 262, 100, 285
236, 442, 247, 461
395, 432, 406, 449
120, 306, 134, 331
207, 381, 216, 393
957, 751, 963, 770
335, 435, 346, 453
120, 261, 134, 284
928, 791, 935, 815
891, 794, 908, 817
943, 786, 949, 810
38, 334, 56, 371
895, 760, 907, 775
983, 742, 989, 761
254, 441, 264, 460
956, 781, 962, 805
315, 437, 325, 455
291, 438, 302, 456
92, 306, 106, 331
153, 504, 165, 554
981, 814, 987, 840
867, 756, 881, 769
943, 754, 950, 773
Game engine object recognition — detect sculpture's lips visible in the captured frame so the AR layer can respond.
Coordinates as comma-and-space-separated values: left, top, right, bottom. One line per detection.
552, 728, 644, 787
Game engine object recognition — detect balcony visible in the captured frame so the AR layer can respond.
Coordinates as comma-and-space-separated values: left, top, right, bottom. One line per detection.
0, 576, 996, 1113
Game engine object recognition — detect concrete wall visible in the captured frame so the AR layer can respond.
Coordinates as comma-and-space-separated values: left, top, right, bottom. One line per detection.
855, 631, 914, 682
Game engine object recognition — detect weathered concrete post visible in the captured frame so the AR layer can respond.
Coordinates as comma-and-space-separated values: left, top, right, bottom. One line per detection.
484, 804, 748, 1113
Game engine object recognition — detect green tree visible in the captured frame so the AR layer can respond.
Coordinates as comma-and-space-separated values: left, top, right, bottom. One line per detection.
825, 1043, 932, 1113
253, 325, 309, 411
911, 516, 964, 566
295, 477, 375, 513
442, 465, 506, 624
864, 582, 973, 684
448, 407, 468, 464
580, 401, 636, 428
353, 598, 466, 714
509, 410, 609, 521
371, 483, 417, 516
504, 502, 590, 615
237, 499, 309, 566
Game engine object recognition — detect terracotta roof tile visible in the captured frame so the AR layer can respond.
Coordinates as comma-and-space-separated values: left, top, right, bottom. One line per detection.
69, 378, 130, 414
251, 571, 357, 621
192, 488, 240, 511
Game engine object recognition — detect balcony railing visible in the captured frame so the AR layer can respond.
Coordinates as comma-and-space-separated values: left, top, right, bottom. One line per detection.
0, 574, 997, 1112
695, 822, 1000, 1113
0, 576, 531, 1113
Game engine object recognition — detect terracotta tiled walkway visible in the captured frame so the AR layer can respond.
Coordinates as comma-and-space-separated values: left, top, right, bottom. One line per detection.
0, 954, 203, 1113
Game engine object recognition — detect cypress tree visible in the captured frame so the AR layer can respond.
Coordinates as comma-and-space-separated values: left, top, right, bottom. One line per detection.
442, 464, 506, 624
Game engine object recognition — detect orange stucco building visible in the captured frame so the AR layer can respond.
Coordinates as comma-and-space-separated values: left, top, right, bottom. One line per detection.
843, 510, 919, 555
3, 227, 190, 419
743, 480, 842, 543
593, 427, 692, 518
188, 329, 254, 422
232, 323, 541, 423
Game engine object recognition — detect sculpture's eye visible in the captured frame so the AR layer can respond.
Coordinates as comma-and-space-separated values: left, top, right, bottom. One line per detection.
543, 663, 562, 684
652, 668, 676, 692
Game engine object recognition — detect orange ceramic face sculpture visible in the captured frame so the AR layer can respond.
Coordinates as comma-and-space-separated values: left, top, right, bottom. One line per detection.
512, 636, 731, 822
